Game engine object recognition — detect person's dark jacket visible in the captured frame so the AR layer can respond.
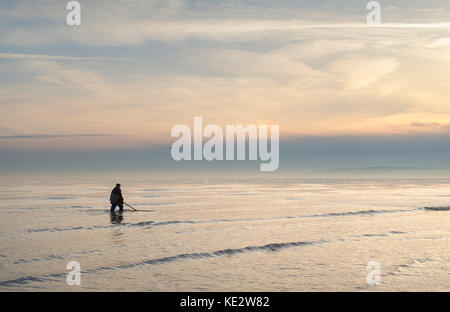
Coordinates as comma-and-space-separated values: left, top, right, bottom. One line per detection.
110, 186, 124, 205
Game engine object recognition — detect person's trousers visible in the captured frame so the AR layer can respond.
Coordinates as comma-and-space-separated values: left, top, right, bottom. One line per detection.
111, 203, 123, 213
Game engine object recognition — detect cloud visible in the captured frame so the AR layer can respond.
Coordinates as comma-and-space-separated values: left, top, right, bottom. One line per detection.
0, 134, 114, 140
0, 53, 128, 61
4, 21, 450, 47
428, 38, 450, 47
326, 57, 399, 89
2, 0, 450, 46
2, 0, 450, 149
410, 121, 450, 129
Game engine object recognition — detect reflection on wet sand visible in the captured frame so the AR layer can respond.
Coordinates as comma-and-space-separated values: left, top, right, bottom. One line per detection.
110, 212, 123, 224
110, 212, 125, 246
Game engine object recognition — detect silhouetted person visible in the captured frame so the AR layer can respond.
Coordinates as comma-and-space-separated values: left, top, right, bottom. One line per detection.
110, 183, 124, 213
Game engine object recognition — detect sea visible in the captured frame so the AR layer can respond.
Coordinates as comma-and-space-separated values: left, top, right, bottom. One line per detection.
0, 175, 449, 291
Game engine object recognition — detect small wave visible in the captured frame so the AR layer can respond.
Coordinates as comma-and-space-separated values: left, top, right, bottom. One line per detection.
423, 206, 450, 211
121, 240, 321, 268
12, 254, 66, 265
1, 227, 411, 288
27, 224, 119, 233
10, 249, 101, 265
129, 221, 154, 227
152, 220, 197, 226
153, 209, 417, 227
361, 233, 389, 237
43, 197, 75, 200
25, 208, 418, 234
389, 231, 407, 234
0, 273, 65, 287
27, 217, 158, 233
358, 231, 407, 238
387, 257, 434, 276
310, 208, 416, 218
135, 202, 174, 206
0, 239, 323, 287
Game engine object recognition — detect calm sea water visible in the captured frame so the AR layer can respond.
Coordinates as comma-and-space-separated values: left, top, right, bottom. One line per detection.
0, 176, 449, 291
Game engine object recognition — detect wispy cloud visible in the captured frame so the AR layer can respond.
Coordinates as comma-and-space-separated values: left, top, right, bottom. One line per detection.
4, 21, 450, 47
410, 122, 450, 129
0, 53, 128, 61
427, 38, 450, 47
0, 134, 115, 140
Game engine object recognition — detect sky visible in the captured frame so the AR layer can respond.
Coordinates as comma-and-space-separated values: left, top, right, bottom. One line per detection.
1, 0, 450, 176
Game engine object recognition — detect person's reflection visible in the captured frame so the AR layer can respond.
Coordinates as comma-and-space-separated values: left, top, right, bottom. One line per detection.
109, 213, 125, 246
110, 212, 124, 224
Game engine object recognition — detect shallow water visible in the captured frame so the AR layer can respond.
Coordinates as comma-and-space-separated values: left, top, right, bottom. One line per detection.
0, 176, 449, 291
